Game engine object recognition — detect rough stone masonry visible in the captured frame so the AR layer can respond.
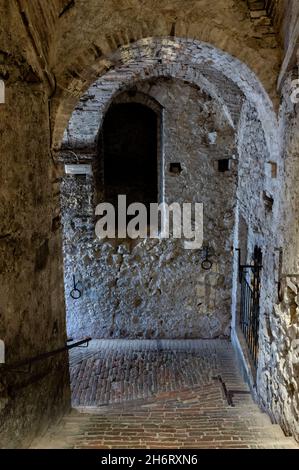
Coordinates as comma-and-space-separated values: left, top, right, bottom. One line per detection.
1, 0, 299, 449
61, 77, 237, 340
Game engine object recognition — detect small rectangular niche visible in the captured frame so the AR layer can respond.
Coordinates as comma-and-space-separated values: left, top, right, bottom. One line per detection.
265, 161, 277, 179
217, 159, 231, 173
169, 162, 182, 175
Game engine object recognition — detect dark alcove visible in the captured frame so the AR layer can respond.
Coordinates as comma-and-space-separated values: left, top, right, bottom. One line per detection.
101, 102, 158, 210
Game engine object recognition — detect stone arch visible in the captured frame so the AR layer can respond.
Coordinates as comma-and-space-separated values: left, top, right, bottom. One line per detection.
59, 35, 281, 376
53, 37, 279, 161
112, 89, 163, 115
52, 0, 281, 110
60, 71, 239, 152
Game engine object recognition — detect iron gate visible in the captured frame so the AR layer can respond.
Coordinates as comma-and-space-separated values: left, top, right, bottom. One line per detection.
237, 246, 262, 369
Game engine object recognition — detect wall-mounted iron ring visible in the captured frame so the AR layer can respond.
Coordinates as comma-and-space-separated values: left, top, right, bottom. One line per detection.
199, 245, 215, 271
70, 275, 82, 300
201, 259, 213, 270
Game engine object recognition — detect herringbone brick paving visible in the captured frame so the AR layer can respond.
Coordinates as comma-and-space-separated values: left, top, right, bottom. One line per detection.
31, 340, 299, 449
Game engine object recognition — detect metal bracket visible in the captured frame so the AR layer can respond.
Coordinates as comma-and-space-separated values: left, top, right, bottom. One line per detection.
199, 245, 215, 270
213, 375, 234, 406
274, 247, 284, 302
235, 248, 263, 282
213, 375, 251, 407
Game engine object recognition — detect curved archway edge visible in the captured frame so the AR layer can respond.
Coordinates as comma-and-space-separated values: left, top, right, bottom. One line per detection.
54, 37, 280, 159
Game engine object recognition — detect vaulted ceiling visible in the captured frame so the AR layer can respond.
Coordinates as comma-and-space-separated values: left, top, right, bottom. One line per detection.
1, 1, 284, 93
1, 0, 297, 146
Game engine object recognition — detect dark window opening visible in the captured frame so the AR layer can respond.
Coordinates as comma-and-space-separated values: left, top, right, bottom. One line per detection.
217, 159, 230, 173
169, 162, 182, 175
100, 103, 158, 220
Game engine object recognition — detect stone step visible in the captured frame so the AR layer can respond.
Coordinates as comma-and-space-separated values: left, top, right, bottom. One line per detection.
30, 340, 298, 449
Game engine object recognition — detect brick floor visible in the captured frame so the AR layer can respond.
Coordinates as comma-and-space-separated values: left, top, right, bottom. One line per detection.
31, 340, 299, 449
69, 339, 246, 406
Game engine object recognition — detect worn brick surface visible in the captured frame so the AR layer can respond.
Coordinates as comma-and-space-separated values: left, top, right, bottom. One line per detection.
1, 0, 299, 450
69, 339, 242, 407
31, 340, 298, 449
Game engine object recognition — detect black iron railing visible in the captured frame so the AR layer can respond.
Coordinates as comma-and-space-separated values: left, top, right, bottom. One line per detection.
237, 247, 262, 369
0, 337, 91, 373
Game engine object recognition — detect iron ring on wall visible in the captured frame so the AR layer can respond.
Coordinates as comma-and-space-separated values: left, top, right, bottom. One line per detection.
70, 288, 82, 300
70, 274, 82, 299
201, 259, 213, 270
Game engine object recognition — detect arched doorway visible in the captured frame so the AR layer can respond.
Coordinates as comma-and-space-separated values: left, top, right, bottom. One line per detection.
99, 102, 158, 212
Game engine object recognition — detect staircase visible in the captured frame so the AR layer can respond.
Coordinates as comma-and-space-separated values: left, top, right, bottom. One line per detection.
30, 340, 298, 449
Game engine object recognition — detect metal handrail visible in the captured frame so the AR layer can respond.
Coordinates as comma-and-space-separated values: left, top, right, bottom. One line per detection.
0, 337, 91, 372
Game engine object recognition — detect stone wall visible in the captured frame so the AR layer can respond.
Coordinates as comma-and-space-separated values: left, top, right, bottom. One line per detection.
1, 0, 298, 445
231, 98, 280, 372
59, 36, 299, 439
61, 78, 237, 340
0, 1, 70, 447
228, 70, 299, 441
0, 79, 71, 448
255, 75, 299, 441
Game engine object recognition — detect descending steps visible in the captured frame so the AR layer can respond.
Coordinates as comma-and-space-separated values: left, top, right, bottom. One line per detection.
30, 340, 299, 449
31, 383, 298, 449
